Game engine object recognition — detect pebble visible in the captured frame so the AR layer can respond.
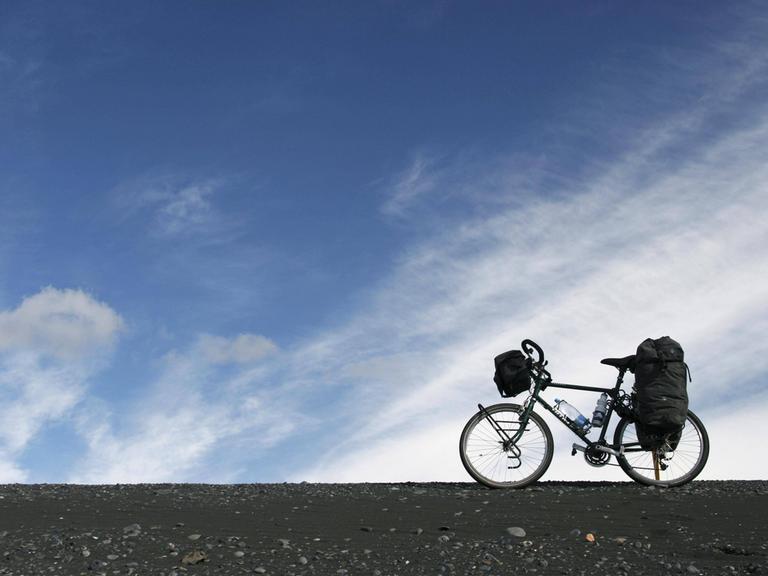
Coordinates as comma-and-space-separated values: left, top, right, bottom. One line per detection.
181, 549, 207, 565
506, 527, 526, 538
687, 565, 700, 574
122, 524, 142, 538
187, 533, 201, 541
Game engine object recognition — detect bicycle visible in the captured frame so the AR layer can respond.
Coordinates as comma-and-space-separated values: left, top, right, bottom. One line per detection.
459, 339, 709, 488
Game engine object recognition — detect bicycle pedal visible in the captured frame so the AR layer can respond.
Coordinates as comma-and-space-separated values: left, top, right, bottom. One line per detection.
571, 444, 586, 456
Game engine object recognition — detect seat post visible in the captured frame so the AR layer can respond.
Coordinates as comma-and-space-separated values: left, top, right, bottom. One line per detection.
614, 368, 626, 390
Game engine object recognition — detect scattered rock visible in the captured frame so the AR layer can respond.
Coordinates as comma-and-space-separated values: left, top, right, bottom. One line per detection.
181, 549, 207, 565
122, 523, 142, 538
506, 527, 526, 538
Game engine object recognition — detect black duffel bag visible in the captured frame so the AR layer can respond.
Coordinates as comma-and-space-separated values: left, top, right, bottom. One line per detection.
634, 336, 690, 450
493, 350, 531, 397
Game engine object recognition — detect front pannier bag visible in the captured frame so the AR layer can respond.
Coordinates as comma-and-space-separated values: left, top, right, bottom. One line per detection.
634, 336, 690, 450
493, 350, 531, 397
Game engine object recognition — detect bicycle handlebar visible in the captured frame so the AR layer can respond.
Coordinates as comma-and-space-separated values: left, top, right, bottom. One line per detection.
521, 339, 545, 365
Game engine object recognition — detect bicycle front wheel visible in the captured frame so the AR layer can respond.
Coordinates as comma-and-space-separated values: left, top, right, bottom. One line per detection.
459, 403, 553, 489
614, 410, 709, 487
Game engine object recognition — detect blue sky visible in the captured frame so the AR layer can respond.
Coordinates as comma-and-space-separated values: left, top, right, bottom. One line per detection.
1, 1, 767, 483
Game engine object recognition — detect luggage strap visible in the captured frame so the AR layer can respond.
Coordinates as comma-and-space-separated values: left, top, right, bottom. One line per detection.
636, 357, 692, 382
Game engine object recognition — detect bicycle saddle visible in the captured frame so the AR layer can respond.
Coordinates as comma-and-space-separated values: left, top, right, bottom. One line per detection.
600, 355, 636, 371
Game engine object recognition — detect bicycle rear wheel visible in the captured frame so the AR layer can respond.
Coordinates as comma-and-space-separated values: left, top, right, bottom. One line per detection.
459, 403, 553, 488
614, 410, 709, 487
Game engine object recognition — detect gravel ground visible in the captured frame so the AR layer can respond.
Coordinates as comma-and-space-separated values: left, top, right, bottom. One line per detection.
0, 481, 765, 575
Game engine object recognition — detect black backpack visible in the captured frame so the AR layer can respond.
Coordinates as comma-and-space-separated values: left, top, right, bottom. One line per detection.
633, 337, 690, 450
493, 350, 531, 397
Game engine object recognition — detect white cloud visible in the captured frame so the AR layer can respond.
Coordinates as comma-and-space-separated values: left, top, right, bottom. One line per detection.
68, 332, 291, 483
381, 154, 438, 216
0, 287, 123, 359
0, 288, 122, 480
113, 175, 226, 237
157, 183, 216, 235
0, 355, 87, 454
0, 450, 27, 483
196, 333, 278, 365
699, 390, 768, 480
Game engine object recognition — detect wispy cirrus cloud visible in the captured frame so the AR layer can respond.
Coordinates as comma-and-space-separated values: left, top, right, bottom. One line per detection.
381, 154, 439, 217
284, 36, 768, 482
155, 182, 217, 235
68, 332, 289, 483
113, 174, 232, 238
0, 288, 122, 482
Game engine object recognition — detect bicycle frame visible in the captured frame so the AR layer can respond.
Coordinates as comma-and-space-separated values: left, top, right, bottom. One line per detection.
479, 364, 644, 454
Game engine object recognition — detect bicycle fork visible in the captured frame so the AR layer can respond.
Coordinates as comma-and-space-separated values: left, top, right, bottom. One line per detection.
478, 404, 524, 470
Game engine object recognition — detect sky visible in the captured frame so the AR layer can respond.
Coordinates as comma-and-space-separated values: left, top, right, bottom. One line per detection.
0, 1, 767, 484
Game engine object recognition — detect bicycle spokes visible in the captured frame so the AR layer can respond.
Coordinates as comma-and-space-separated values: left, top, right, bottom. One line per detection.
460, 404, 553, 488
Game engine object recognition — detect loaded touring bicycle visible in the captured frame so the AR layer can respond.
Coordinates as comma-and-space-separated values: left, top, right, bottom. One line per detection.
459, 339, 709, 488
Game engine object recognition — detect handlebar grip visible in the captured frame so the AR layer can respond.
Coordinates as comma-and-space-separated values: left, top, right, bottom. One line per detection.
521, 339, 545, 364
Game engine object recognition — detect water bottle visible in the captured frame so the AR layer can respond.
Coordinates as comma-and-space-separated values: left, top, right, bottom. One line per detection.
555, 398, 590, 430
591, 393, 608, 428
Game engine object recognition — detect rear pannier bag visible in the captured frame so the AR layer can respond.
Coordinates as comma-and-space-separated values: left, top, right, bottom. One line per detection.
493, 350, 531, 397
633, 336, 690, 450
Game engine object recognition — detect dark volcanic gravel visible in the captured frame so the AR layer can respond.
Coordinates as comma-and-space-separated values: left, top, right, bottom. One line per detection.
0, 481, 766, 575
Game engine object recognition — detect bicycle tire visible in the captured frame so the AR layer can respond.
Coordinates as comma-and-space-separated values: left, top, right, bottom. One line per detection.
614, 409, 709, 487
459, 403, 553, 489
